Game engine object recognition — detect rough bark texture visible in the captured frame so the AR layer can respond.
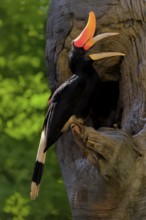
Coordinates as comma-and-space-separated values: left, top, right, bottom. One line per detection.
46, 0, 146, 219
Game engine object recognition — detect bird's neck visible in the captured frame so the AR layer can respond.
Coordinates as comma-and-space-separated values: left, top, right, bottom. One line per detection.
73, 65, 95, 77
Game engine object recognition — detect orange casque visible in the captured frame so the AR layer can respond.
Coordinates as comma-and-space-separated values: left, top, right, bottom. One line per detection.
73, 11, 96, 50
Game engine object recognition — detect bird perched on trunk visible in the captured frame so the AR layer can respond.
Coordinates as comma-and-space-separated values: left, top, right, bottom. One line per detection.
30, 11, 125, 200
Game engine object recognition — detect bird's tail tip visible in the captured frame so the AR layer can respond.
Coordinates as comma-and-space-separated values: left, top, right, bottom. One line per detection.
30, 130, 46, 200
30, 160, 45, 200
30, 182, 40, 200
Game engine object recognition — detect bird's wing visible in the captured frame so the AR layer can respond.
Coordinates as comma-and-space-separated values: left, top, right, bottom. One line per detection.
43, 74, 86, 151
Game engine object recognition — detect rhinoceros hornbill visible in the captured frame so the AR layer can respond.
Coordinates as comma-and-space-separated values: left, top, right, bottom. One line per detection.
30, 11, 125, 200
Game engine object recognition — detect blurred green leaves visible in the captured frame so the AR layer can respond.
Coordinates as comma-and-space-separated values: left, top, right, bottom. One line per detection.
0, 0, 71, 219
3, 192, 30, 220
0, 0, 50, 140
1, 73, 49, 139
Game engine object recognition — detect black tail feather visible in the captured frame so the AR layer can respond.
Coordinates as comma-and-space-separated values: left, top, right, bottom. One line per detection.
32, 161, 44, 185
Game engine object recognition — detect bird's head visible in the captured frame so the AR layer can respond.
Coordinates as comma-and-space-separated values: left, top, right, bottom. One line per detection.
68, 11, 125, 72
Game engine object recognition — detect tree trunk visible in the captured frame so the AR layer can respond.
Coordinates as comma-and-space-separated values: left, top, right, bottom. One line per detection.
46, 0, 146, 219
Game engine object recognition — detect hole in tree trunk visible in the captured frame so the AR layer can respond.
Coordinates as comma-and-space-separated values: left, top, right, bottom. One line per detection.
90, 79, 122, 129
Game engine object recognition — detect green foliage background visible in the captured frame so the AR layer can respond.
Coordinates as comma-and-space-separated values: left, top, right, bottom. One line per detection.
0, 0, 71, 219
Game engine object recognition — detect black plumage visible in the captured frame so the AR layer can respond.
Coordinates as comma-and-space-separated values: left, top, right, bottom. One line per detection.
44, 47, 100, 152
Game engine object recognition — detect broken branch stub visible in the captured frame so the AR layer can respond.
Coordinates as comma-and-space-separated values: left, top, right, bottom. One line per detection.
71, 123, 142, 190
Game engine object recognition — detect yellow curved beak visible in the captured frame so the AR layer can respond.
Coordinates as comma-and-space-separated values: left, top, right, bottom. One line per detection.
89, 52, 125, 61
87, 32, 125, 60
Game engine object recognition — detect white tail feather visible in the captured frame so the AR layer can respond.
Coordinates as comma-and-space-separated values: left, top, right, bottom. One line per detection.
30, 182, 40, 200
36, 130, 46, 163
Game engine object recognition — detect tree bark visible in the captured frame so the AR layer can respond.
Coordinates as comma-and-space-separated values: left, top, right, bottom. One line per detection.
46, 0, 146, 219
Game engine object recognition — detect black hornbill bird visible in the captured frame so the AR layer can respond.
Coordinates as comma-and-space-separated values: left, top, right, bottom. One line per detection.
30, 11, 125, 200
